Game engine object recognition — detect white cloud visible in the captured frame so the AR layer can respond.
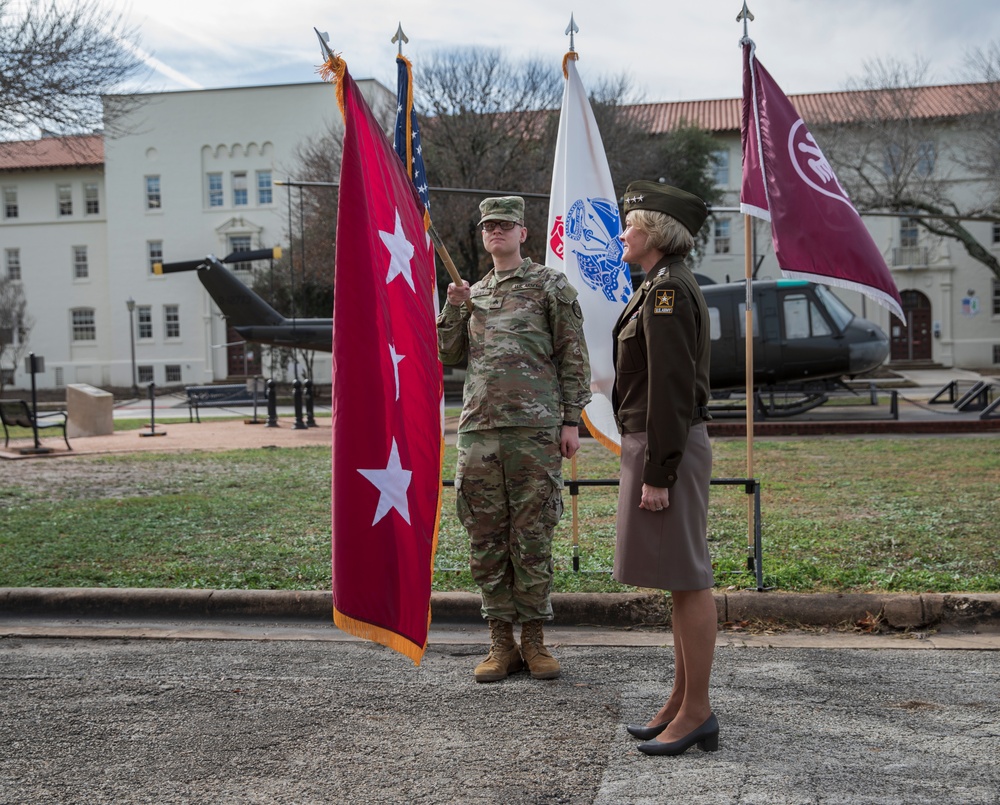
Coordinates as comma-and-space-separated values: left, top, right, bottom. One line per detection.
104, 0, 1000, 99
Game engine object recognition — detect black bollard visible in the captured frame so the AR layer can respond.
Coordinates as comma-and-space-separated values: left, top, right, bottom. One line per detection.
304, 377, 317, 427
292, 378, 307, 430
265, 378, 279, 427
140, 382, 166, 437
20, 353, 51, 454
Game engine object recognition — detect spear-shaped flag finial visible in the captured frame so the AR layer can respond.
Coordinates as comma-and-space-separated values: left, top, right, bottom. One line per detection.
565, 13, 579, 52
392, 23, 408, 56
314, 28, 335, 62
737, 2, 754, 44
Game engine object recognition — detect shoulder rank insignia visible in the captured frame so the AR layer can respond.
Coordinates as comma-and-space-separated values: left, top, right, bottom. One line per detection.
654, 289, 675, 314
655, 266, 669, 279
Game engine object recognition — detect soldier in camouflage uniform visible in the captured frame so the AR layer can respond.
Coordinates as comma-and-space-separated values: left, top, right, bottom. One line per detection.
438, 196, 591, 683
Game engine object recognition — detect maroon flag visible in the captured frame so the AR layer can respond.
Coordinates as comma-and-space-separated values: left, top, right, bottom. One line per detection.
321, 54, 443, 665
740, 41, 904, 321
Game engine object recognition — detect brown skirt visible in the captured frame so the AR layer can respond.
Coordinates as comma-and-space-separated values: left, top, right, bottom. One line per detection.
613, 425, 714, 591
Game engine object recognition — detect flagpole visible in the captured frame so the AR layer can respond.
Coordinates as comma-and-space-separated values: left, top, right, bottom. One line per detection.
739, 2, 756, 569
744, 215, 755, 562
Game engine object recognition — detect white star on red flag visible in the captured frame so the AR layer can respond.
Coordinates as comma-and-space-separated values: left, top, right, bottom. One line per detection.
357, 438, 412, 526
379, 209, 415, 291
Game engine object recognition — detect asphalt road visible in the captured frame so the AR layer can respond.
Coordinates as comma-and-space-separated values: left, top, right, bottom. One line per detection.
2, 620, 998, 805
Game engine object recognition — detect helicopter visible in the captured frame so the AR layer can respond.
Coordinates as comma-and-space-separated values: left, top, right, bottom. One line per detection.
157, 250, 890, 416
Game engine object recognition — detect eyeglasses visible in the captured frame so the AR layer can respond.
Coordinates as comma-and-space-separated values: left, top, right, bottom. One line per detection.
482, 220, 519, 232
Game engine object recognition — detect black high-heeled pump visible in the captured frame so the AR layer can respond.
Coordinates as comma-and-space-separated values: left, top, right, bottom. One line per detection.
637, 713, 719, 756
625, 719, 672, 740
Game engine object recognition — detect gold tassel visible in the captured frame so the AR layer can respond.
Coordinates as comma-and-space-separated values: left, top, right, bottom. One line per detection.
561, 50, 579, 80
317, 52, 347, 120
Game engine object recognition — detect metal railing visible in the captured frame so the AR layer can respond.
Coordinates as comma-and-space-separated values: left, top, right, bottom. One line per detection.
442, 476, 765, 591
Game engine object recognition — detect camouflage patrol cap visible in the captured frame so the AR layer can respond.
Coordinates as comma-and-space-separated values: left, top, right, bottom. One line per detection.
478, 196, 525, 225
623, 181, 708, 235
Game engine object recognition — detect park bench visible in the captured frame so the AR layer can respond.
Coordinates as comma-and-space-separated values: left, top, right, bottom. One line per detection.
184, 383, 256, 423
0, 399, 71, 450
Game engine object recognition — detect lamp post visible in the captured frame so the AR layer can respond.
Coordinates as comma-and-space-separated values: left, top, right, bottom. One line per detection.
126, 297, 138, 398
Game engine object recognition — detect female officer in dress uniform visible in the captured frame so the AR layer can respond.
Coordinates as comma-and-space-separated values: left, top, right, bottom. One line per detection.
611, 181, 718, 757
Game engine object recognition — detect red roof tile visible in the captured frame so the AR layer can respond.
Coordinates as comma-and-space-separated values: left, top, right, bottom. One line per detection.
0, 135, 103, 172
634, 82, 1000, 134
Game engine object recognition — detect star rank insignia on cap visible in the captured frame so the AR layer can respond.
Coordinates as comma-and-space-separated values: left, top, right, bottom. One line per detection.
654, 289, 675, 314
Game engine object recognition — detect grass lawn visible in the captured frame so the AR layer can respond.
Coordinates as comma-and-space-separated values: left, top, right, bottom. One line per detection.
1, 435, 997, 594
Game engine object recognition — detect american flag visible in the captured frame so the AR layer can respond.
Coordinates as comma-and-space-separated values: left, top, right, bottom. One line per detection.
394, 54, 430, 211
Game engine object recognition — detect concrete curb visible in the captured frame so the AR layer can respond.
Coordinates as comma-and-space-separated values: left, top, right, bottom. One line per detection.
3, 588, 999, 631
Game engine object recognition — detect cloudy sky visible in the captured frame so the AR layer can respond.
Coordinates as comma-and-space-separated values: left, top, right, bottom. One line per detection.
107, 0, 1000, 101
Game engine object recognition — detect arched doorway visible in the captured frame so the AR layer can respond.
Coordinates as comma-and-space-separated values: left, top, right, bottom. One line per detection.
890, 290, 932, 362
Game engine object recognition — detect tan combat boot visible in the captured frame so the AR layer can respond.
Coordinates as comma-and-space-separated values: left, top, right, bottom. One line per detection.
474, 618, 524, 683
520, 620, 561, 680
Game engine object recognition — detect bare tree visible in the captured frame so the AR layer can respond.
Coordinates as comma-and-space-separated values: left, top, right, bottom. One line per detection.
0, 277, 32, 396
816, 57, 1000, 281
0, 0, 144, 140
958, 43, 1000, 211
415, 48, 563, 282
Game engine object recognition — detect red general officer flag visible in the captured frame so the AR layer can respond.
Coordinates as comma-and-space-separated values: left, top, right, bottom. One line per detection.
740, 40, 904, 322
321, 53, 443, 665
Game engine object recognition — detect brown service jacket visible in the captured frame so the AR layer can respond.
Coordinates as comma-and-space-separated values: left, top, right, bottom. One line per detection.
612, 255, 711, 488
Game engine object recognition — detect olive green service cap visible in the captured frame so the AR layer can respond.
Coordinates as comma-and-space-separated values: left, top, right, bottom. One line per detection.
623, 181, 708, 235
478, 196, 525, 224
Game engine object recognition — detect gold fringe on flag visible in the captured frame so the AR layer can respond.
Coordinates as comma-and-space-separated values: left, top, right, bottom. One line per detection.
333, 608, 428, 666
317, 51, 347, 119
582, 410, 621, 456
561, 50, 579, 80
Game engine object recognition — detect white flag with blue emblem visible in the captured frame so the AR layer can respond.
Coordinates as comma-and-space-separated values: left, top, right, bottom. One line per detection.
546, 52, 632, 453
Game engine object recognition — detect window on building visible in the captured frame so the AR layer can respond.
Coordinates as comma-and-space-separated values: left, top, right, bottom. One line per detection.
994, 344, 1000, 364
3, 186, 17, 219
71, 308, 96, 341
137, 305, 153, 340
84, 183, 100, 214
714, 219, 731, 254
164, 305, 180, 339
148, 240, 163, 274
993, 223, 1000, 245
712, 149, 729, 187
165, 364, 182, 383
916, 141, 936, 177
58, 184, 73, 216
208, 172, 223, 207
992, 279, 1000, 316
228, 235, 252, 271
0, 368, 13, 386
145, 175, 161, 209
232, 172, 248, 206
257, 171, 273, 205
900, 216, 919, 249
73, 246, 89, 279
137, 365, 154, 384
4, 248, 20, 280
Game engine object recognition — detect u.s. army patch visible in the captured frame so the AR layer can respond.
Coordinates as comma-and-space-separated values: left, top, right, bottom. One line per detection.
654, 290, 675, 314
